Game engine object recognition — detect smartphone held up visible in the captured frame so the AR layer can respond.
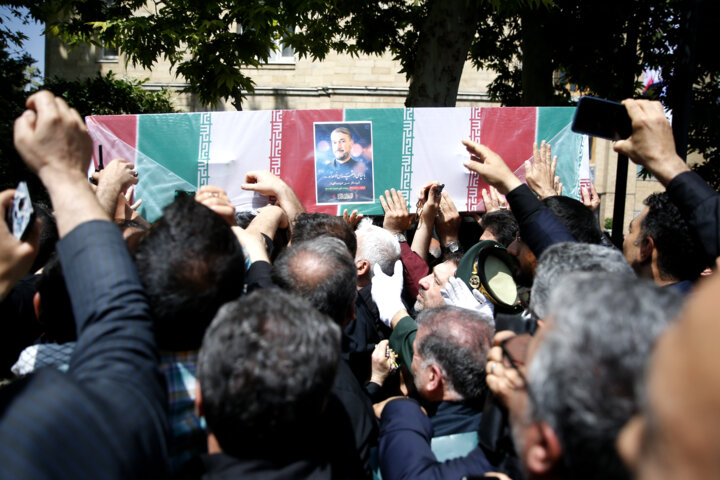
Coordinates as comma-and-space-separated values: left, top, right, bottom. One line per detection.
6, 181, 35, 241
571, 96, 633, 141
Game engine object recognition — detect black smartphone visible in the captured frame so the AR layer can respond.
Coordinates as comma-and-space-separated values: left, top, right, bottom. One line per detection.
571, 96, 632, 141
6, 181, 36, 241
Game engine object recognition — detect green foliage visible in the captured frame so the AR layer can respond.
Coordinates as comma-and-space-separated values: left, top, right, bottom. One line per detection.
0, 66, 175, 195
604, 218, 613, 230
37, 72, 176, 118
0, 36, 42, 194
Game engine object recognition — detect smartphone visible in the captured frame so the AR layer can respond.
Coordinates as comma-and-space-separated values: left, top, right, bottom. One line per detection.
6, 181, 36, 241
571, 96, 632, 141
423, 183, 444, 201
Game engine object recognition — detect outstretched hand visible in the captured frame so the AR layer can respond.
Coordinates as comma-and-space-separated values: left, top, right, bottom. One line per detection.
481, 186, 508, 213
526, 141, 561, 199
462, 140, 522, 195
613, 99, 689, 186
580, 183, 600, 213
196, 185, 237, 226
380, 188, 412, 235
343, 209, 364, 229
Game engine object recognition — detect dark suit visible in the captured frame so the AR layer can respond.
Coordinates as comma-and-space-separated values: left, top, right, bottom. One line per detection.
379, 398, 492, 480
0, 220, 169, 479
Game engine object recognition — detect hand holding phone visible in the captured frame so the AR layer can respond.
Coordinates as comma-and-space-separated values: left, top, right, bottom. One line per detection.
6, 182, 36, 241
0, 187, 39, 299
572, 96, 632, 141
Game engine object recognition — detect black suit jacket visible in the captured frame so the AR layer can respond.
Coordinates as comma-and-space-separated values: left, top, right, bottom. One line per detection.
0, 221, 169, 479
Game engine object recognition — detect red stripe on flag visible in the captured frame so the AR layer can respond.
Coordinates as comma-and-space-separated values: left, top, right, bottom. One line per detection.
480, 107, 535, 173
86, 115, 138, 169
279, 110, 343, 214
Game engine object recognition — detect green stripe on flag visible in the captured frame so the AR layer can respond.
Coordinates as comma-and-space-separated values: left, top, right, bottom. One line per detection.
136, 114, 202, 221
342, 108, 407, 215
537, 107, 582, 199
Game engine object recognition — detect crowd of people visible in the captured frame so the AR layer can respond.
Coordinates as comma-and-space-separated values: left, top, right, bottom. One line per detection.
0, 91, 718, 480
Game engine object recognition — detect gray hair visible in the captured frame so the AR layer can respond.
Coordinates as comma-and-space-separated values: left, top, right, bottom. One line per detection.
527, 272, 682, 480
355, 218, 401, 276
530, 242, 634, 319
415, 305, 494, 402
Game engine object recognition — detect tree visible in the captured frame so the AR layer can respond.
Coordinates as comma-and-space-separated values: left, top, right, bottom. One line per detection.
0, 68, 175, 194
39, 72, 176, 117
39, 0, 546, 109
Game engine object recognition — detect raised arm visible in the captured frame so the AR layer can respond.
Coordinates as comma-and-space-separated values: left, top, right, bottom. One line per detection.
615, 98, 719, 262
12, 90, 168, 477
411, 182, 441, 262
463, 139, 575, 256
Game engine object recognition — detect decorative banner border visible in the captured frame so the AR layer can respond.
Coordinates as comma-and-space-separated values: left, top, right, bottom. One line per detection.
198, 112, 212, 187
400, 108, 415, 207
269, 110, 283, 176
466, 107, 483, 211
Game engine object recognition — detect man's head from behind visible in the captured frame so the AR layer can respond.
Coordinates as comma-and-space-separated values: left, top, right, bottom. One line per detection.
331, 127, 354, 163
480, 210, 519, 248
291, 212, 357, 257
623, 192, 705, 283
513, 273, 681, 480
411, 305, 494, 404
508, 196, 603, 287
197, 289, 340, 458
355, 218, 401, 288
271, 236, 357, 327
530, 242, 635, 320
134, 195, 246, 351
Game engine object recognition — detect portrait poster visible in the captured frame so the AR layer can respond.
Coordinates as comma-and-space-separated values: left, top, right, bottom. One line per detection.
314, 121, 374, 205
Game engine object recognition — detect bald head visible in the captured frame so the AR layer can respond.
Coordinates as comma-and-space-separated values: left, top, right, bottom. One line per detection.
271, 236, 357, 326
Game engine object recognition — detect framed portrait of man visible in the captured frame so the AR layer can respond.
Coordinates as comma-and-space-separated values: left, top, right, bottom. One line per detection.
314, 121, 374, 205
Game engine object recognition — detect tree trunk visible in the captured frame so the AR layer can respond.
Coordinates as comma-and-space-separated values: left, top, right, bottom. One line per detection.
520, 8, 555, 106
405, 0, 480, 107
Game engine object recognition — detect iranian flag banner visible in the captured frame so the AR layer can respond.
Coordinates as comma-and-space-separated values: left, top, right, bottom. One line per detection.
86, 106, 590, 222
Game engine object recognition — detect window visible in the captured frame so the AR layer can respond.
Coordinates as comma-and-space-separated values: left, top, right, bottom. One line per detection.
267, 39, 295, 65
98, 43, 119, 63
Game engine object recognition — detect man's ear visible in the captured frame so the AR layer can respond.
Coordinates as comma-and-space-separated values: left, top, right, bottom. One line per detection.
356, 259, 370, 277
640, 235, 654, 262
195, 381, 204, 418
617, 414, 644, 471
426, 364, 443, 393
525, 421, 563, 475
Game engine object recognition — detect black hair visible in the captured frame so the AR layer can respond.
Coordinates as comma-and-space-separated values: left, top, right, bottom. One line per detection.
134, 196, 245, 350
30, 202, 59, 273
292, 213, 357, 257
542, 196, 603, 244
480, 210, 519, 247
197, 289, 340, 458
642, 192, 705, 281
